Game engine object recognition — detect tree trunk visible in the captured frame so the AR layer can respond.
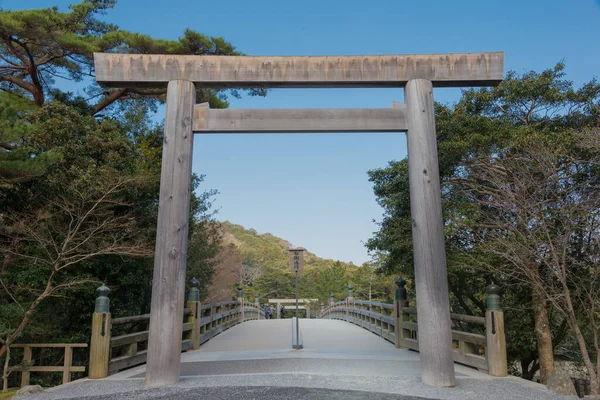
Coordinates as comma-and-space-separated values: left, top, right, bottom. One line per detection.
592, 377, 599, 396
0, 283, 52, 360
532, 289, 555, 383
2, 342, 9, 392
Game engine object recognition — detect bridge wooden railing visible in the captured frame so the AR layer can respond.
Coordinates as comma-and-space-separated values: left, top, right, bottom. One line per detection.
88, 280, 263, 379
7, 281, 263, 388
320, 281, 507, 377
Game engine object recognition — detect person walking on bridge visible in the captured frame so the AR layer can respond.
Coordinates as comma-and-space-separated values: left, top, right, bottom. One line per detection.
280, 305, 286, 319
264, 303, 273, 319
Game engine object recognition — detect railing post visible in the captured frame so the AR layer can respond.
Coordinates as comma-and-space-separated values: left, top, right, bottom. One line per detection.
236, 285, 244, 323
255, 296, 260, 320
209, 303, 215, 334
486, 283, 507, 376
394, 277, 408, 349
20, 345, 32, 387
186, 277, 201, 350
63, 345, 73, 384
89, 284, 111, 379
329, 293, 334, 306
346, 284, 354, 321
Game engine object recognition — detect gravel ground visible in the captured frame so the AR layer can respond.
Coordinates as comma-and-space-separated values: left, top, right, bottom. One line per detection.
30, 385, 426, 400
27, 373, 573, 400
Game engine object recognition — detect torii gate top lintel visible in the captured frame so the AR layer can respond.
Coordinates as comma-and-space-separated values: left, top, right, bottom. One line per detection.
93, 52, 504, 89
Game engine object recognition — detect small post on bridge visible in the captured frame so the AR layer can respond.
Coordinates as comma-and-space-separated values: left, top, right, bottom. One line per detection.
255, 296, 260, 320
289, 248, 305, 349
89, 284, 111, 379
486, 283, 507, 376
346, 284, 354, 321
186, 277, 201, 350
394, 277, 408, 349
329, 293, 334, 306
236, 284, 244, 322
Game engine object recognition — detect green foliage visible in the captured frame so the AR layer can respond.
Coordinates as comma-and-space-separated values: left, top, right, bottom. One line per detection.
366, 159, 412, 276
0, 93, 61, 185
0, 387, 18, 398
310, 262, 348, 302
0, 100, 221, 372
0, 1, 267, 114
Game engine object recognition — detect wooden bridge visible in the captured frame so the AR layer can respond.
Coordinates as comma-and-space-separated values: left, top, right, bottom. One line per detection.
6, 281, 568, 399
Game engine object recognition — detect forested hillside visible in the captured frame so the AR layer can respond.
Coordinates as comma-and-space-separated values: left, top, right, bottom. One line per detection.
220, 221, 353, 271
204, 222, 395, 308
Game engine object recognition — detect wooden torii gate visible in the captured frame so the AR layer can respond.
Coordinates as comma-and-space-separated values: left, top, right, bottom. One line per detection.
268, 298, 318, 318
94, 52, 503, 388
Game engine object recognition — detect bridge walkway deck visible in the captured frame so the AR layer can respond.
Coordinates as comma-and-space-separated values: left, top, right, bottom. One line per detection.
27, 319, 567, 400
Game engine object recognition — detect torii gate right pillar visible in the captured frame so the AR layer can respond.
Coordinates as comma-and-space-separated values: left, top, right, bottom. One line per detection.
404, 79, 455, 387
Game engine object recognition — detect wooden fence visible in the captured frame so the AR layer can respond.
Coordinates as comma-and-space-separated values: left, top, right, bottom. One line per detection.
8, 344, 88, 387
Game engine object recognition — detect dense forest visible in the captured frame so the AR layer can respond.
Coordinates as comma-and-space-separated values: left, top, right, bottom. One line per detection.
0, 0, 599, 395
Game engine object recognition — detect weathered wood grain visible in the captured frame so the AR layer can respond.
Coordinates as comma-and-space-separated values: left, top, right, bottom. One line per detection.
145, 81, 197, 387
486, 310, 508, 376
394, 300, 408, 349
109, 351, 148, 373
20, 345, 31, 387
185, 301, 200, 351
450, 313, 486, 325
89, 313, 111, 379
110, 331, 148, 347
111, 314, 150, 325
403, 80, 456, 387
94, 52, 504, 88
63, 345, 73, 384
192, 107, 408, 133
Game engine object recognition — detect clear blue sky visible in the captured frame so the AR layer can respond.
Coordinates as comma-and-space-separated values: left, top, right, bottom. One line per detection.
5, 0, 600, 264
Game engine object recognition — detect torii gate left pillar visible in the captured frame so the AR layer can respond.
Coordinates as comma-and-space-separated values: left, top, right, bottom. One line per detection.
142, 80, 196, 385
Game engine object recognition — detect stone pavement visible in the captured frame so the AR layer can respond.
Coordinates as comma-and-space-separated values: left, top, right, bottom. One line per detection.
28, 319, 571, 400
